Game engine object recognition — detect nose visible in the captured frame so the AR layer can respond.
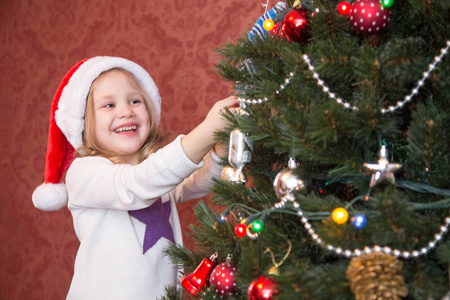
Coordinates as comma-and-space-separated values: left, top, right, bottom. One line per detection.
118, 104, 135, 118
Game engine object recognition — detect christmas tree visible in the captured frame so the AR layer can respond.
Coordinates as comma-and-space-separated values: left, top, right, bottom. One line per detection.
165, 0, 450, 299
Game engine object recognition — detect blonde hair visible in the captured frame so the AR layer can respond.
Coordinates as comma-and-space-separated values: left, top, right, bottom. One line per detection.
79, 68, 168, 163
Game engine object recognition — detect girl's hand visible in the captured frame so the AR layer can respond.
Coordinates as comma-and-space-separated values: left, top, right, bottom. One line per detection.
203, 96, 239, 133
181, 96, 238, 164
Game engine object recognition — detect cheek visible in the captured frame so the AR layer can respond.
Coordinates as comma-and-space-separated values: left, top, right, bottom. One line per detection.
140, 120, 151, 138
140, 108, 151, 130
94, 112, 112, 130
93, 114, 113, 141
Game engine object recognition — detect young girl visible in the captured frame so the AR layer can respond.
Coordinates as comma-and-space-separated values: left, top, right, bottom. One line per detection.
32, 56, 237, 299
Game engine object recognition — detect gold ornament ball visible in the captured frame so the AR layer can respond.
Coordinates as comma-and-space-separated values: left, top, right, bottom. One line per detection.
331, 207, 348, 224
263, 19, 275, 31
221, 166, 235, 182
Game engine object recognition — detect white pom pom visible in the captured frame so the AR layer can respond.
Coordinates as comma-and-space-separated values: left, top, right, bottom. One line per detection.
32, 183, 68, 211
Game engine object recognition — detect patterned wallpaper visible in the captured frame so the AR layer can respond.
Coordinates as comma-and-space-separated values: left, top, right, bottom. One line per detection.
0, 0, 261, 298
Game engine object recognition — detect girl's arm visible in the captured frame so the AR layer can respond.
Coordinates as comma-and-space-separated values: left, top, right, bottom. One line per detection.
66, 135, 203, 210
168, 148, 224, 203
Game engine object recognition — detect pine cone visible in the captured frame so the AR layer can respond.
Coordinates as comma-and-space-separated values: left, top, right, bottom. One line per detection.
346, 252, 408, 300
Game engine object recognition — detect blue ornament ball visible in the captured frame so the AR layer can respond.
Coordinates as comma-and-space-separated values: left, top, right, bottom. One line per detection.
352, 214, 367, 229
218, 215, 227, 224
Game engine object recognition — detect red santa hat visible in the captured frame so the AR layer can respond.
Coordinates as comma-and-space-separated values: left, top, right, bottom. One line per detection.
32, 56, 161, 211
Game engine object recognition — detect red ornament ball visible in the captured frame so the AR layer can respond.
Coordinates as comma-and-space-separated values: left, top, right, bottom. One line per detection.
268, 20, 284, 38
248, 276, 279, 300
349, 0, 391, 35
210, 259, 239, 298
234, 223, 247, 237
337, 1, 351, 15
283, 7, 309, 44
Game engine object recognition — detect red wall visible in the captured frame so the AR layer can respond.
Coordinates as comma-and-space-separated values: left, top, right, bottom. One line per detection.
0, 1, 260, 298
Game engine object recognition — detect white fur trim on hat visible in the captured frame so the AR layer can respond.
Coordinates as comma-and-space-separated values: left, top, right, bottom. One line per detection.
32, 183, 68, 211
55, 56, 161, 149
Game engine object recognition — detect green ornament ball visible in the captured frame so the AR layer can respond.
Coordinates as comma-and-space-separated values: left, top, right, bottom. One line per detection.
251, 220, 264, 233
381, 0, 394, 8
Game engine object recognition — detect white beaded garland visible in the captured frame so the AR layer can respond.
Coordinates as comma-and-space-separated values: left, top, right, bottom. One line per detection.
247, 229, 259, 240
303, 40, 449, 114
237, 70, 295, 106
275, 199, 449, 259
293, 207, 450, 259
238, 40, 449, 114
346, 250, 353, 257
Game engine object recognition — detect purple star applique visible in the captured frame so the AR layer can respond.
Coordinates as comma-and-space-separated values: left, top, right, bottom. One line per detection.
128, 198, 175, 254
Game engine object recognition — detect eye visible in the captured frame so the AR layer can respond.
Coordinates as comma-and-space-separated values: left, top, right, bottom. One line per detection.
130, 98, 143, 105
103, 103, 114, 108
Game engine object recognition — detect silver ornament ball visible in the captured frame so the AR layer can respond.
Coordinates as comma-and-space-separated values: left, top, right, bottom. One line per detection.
273, 158, 312, 200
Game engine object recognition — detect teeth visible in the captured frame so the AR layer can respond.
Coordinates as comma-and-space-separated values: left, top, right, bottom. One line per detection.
115, 125, 137, 133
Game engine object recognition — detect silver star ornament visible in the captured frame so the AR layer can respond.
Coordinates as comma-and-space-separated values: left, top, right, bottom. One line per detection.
364, 145, 402, 187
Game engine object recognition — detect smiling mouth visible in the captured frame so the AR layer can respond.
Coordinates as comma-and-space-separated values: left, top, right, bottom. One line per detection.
115, 125, 137, 133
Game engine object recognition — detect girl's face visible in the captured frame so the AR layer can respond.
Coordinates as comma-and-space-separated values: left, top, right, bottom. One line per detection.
91, 70, 150, 165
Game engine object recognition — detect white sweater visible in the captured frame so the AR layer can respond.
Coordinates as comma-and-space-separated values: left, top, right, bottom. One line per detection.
65, 135, 223, 300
